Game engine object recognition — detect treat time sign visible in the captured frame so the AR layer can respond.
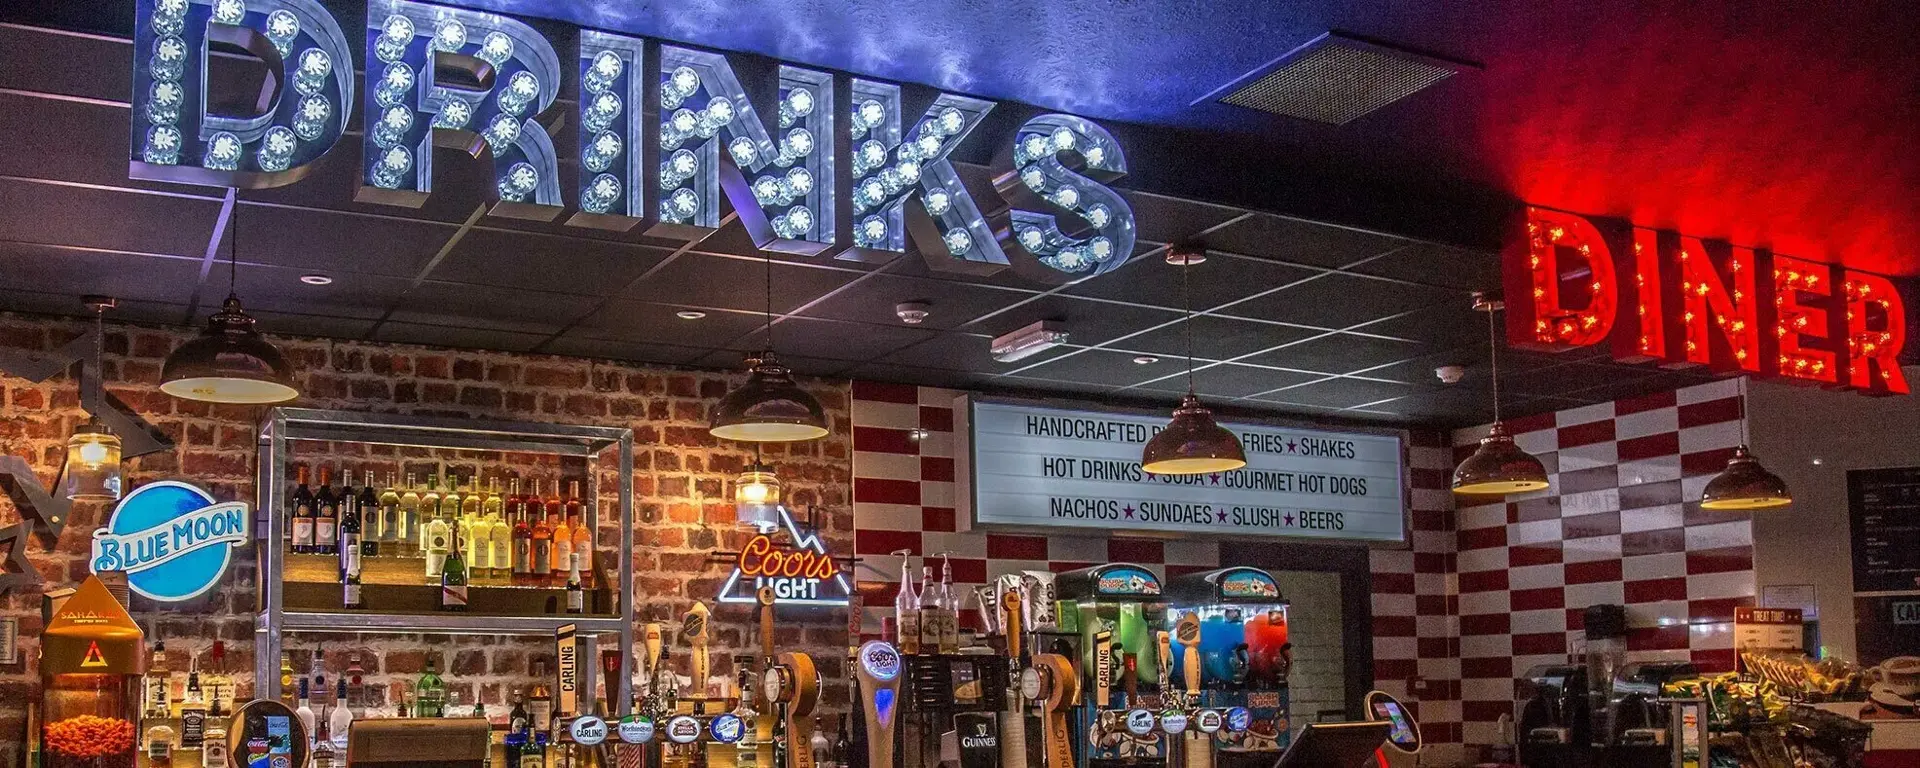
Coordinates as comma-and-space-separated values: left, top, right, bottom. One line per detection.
958, 399, 1405, 542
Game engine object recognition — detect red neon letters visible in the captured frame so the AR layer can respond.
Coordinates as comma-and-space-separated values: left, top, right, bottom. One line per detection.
1506, 207, 1908, 395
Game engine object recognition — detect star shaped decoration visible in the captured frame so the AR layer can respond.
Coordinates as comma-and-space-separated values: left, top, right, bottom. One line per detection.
1215, 509, 1228, 523
0, 520, 41, 595
1122, 504, 1136, 519
1284, 512, 1295, 527
1286, 440, 1298, 453
1209, 473, 1222, 485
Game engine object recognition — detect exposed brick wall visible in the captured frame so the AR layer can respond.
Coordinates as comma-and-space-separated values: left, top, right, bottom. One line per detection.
0, 311, 854, 762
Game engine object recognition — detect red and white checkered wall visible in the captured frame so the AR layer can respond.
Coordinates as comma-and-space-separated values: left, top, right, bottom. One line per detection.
1442, 377, 1754, 747
849, 377, 1753, 758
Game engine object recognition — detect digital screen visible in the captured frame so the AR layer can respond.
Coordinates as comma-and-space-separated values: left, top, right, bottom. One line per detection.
1371, 701, 1416, 748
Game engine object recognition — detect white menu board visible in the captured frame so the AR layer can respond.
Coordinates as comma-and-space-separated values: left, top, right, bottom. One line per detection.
957, 398, 1406, 542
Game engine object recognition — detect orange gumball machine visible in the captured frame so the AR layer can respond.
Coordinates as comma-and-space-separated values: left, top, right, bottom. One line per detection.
42, 575, 145, 768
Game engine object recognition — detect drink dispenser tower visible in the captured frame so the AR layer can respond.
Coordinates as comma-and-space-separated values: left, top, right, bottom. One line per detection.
1053, 564, 1168, 768
42, 575, 146, 768
1165, 568, 1291, 768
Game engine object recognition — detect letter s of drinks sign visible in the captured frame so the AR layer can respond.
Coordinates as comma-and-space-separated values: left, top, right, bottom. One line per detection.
90, 481, 250, 602
128, 0, 1139, 286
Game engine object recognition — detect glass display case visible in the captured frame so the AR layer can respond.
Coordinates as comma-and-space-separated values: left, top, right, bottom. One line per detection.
43, 575, 144, 768
253, 408, 635, 707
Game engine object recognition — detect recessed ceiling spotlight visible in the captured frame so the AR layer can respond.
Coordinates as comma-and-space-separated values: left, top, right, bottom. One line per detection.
1133, 355, 1160, 365
676, 310, 707, 320
298, 274, 334, 285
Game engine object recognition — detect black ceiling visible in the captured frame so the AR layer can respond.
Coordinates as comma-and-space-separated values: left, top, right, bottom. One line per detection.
0, 21, 1731, 429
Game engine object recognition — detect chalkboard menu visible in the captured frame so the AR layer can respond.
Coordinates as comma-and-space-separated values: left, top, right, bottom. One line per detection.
1846, 467, 1920, 593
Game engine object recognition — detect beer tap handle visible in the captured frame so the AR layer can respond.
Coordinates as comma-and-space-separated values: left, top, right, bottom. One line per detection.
684, 602, 711, 706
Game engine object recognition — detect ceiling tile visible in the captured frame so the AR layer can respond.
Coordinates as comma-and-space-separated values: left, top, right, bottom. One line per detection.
1347, 240, 1500, 291
960, 294, 1183, 349
249, 311, 380, 341
433, 228, 677, 296
876, 332, 1074, 372
1105, 315, 1319, 362
386, 282, 598, 335
1202, 214, 1414, 269
792, 273, 1036, 330
575, 300, 770, 349
1240, 333, 1424, 375
1136, 363, 1322, 399
1122, 192, 1251, 247
843, 363, 993, 392
1247, 377, 1424, 408
237, 203, 460, 279
1500, 362, 1661, 398
0, 242, 202, 306
0, 289, 189, 328
1014, 348, 1179, 388
234, 264, 412, 320
0, 180, 219, 258
1224, 273, 1460, 330
1062, 252, 1320, 310
621, 254, 863, 314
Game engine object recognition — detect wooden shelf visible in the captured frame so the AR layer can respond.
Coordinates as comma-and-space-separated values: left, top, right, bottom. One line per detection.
280, 553, 615, 619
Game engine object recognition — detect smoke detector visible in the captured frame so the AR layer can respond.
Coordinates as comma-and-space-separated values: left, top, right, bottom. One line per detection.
895, 301, 931, 325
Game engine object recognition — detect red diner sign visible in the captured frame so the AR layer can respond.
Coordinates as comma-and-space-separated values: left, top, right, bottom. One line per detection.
1505, 207, 1909, 394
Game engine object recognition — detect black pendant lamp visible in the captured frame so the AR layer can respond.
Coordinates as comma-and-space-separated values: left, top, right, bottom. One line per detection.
160, 200, 299, 404
1699, 379, 1791, 510
709, 252, 828, 442
1142, 245, 1247, 475
1452, 293, 1551, 495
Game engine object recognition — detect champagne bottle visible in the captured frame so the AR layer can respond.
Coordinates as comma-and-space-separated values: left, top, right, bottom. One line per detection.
565, 556, 584, 615
442, 525, 469, 612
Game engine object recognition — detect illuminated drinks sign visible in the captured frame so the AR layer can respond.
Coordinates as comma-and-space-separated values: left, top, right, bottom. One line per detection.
716, 507, 852, 606
1507, 207, 1909, 394
128, 0, 1138, 285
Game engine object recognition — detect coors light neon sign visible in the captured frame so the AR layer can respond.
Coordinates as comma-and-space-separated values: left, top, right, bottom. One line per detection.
1506, 207, 1909, 395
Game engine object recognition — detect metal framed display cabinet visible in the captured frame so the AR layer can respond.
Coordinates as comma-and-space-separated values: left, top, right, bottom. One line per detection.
254, 408, 635, 707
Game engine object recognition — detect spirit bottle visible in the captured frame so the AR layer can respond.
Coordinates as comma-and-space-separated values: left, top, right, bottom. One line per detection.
310, 645, 329, 711
510, 478, 532, 580
565, 481, 591, 573
201, 722, 226, 768
565, 556, 584, 615
279, 651, 296, 706
810, 716, 833, 768
895, 557, 920, 655
180, 658, 207, 747
918, 565, 938, 654
528, 660, 554, 733
531, 480, 554, 577
311, 716, 336, 768
330, 678, 353, 748
459, 477, 485, 573
551, 496, 574, 579
732, 663, 760, 768
378, 472, 402, 554
346, 652, 367, 717
509, 690, 532, 740
359, 472, 381, 557
294, 679, 316, 746
144, 636, 172, 719
291, 465, 315, 555
315, 466, 339, 556
938, 554, 960, 654
442, 526, 469, 612
398, 472, 421, 558
417, 656, 447, 718
442, 476, 463, 541
206, 641, 234, 717
419, 476, 442, 557
832, 716, 851, 768
144, 722, 176, 768
485, 477, 509, 578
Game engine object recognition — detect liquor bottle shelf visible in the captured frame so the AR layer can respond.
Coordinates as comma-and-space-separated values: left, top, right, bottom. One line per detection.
282, 553, 603, 591
282, 555, 614, 619
268, 610, 629, 635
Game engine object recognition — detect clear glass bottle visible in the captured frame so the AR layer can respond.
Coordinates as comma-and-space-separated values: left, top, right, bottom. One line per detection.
330, 678, 353, 748
510, 478, 532, 580
179, 657, 206, 748
566, 481, 591, 574
397, 472, 421, 558
144, 636, 171, 719
419, 475, 442, 558
379, 472, 402, 553
895, 557, 920, 655
485, 477, 510, 578
205, 641, 234, 717
530, 480, 554, 578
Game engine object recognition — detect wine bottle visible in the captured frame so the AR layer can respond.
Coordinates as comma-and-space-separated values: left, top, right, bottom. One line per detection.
485, 477, 509, 578
359, 473, 381, 558
531, 480, 554, 577
339, 471, 363, 605
291, 465, 315, 555
551, 499, 574, 579
339, 469, 362, 557
566, 481, 591, 573
510, 478, 532, 580
419, 475, 442, 557
378, 472, 401, 554
397, 472, 421, 558
315, 466, 339, 557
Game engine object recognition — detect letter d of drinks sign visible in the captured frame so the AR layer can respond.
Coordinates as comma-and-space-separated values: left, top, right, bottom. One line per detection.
89, 481, 250, 602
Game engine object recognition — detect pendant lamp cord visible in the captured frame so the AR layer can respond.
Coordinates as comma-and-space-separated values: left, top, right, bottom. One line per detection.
764, 252, 774, 353
228, 195, 239, 298
1182, 260, 1195, 395
1487, 302, 1502, 424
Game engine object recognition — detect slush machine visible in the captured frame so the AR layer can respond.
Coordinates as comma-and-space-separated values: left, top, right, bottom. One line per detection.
1054, 564, 1168, 768
1165, 568, 1291, 768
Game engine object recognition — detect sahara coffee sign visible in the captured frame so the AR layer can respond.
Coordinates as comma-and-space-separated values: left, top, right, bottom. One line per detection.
89, 481, 250, 602
957, 398, 1405, 542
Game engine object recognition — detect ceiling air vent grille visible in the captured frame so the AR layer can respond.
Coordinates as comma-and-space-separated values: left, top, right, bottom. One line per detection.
1203, 32, 1473, 125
